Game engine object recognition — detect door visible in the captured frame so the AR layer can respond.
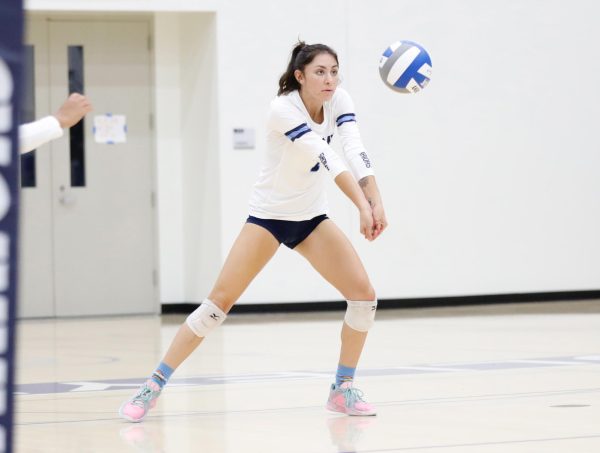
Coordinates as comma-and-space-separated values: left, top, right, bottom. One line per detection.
20, 17, 157, 317
19, 17, 54, 317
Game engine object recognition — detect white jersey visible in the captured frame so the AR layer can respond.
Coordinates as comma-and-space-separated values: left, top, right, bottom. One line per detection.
19, 116, 63, 154
248, 87, 374, 221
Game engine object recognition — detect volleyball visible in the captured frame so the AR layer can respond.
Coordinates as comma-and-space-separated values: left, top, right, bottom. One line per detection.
379, 41, 432, 93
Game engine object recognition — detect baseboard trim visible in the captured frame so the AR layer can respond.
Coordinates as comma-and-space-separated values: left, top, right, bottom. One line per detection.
161, 290, 600, 314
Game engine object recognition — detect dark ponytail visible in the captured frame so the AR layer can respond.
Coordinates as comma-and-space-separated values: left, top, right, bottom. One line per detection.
277, 41, 339, 96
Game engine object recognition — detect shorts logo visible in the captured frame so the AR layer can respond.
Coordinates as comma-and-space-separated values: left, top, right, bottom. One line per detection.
310, 162, 320, 172
360, 152, 371, 168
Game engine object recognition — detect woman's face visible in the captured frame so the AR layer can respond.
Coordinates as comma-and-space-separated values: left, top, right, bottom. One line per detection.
295, 52, 339, 102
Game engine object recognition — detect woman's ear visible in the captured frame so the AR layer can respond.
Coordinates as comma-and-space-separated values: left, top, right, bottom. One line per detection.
294, 69, 304, 85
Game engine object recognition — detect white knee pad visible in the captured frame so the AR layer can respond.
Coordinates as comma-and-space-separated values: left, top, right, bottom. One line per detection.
344, 299, 377, 332
186, 299, 227, 338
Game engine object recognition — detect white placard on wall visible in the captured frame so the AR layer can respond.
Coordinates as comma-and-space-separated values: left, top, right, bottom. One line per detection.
233, 128, 255, 149
93, 114, 127, 144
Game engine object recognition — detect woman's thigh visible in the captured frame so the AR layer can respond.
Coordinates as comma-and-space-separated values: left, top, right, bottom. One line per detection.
208, 222, 280, 311
294, 219, 375, 301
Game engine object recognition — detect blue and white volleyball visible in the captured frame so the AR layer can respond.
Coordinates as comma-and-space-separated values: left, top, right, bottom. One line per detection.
379, 41, 432, 94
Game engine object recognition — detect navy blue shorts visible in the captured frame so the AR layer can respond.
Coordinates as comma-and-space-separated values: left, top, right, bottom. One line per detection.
246, 214, 329, 249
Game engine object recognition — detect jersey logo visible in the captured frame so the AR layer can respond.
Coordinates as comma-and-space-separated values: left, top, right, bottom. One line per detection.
322, 134, 333, 144
310, 162, 320, 172
360, 152, 371, 168
318, 153, 330, 171
336, 113, 356, 127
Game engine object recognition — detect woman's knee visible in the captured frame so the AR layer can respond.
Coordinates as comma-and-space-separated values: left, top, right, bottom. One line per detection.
186, 299, 227, 338
207, 288, 236, 313
363, 284, 377, 302
344, 297, 378, 332
346, 279, 376, 302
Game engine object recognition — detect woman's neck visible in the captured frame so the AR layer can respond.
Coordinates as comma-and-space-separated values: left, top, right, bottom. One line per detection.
299, 90, 324, 123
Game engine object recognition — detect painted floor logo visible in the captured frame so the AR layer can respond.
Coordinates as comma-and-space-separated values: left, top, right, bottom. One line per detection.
14, 354, 600, 396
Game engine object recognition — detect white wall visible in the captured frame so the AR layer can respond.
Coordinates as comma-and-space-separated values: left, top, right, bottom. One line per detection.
343, 0, 600, 298
153, 14, 185, 303
153, 12, 220, 303
215, 0, 353, 304
217, 0, 600, 302
26, 0, 600, 305
178, 13, 221, 302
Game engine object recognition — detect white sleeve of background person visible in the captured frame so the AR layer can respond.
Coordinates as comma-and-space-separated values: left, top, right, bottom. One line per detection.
19, 116, 63, 154
269, 99, 348, 179
333, 88, 375, 181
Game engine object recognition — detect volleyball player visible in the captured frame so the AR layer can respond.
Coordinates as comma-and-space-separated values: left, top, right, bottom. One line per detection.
120, 41, 388, 422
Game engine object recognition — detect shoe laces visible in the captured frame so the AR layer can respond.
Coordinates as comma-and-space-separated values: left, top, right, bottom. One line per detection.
130, 383, 158, 409
339, 385, 365, 407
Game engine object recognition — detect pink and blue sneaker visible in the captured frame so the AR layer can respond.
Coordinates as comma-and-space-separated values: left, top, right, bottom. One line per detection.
119, 380, 162, 422
326, 381, 376, 416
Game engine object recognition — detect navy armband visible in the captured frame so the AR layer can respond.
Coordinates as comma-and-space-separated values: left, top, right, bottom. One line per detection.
285, 123, 311, 142
336, 113, 356, 127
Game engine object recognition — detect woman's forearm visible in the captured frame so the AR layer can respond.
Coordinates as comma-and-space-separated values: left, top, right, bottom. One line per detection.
334, 171, 371, 212
358, 175, 382, 208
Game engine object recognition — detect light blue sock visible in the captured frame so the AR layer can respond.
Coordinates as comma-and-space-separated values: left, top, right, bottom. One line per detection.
336, 364, 356, 387
151, 362, 174, 389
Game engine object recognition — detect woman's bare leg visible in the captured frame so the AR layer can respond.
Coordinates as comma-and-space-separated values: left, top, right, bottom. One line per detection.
162, 223, 280, 369
294, 220, 376, 369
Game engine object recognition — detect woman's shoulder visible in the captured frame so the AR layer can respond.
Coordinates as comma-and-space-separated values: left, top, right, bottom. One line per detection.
330, 88, 356, 116
332, 86, 354, 106
269, 91, 304, 117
